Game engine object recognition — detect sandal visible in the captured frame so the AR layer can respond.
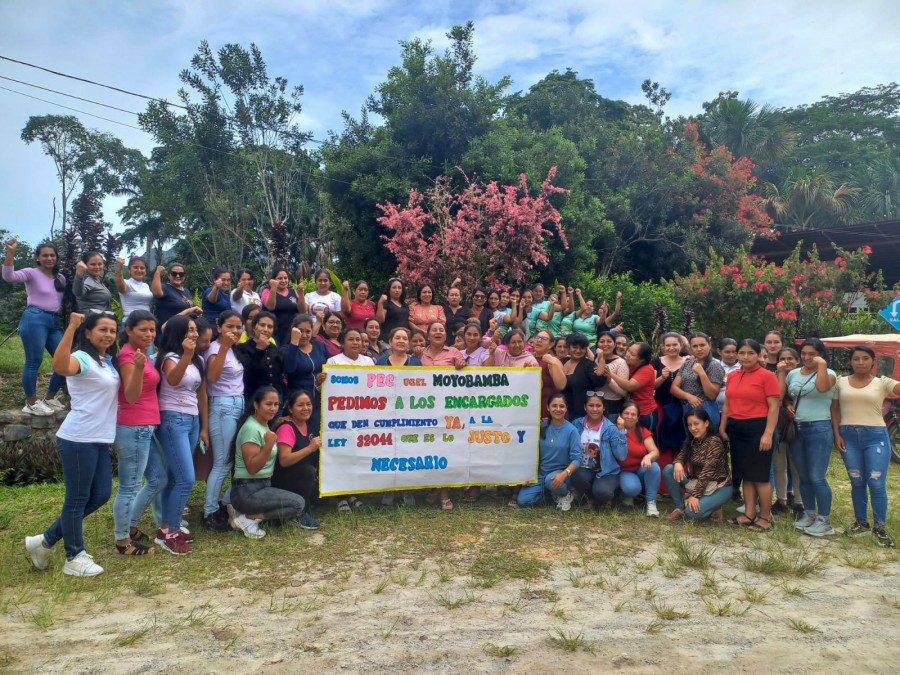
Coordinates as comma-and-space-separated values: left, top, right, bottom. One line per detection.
728, 515, 754, 526
441, 499, 454, 511
337, 499, 351, 513
115, 541, 155, 555
507, 497, 519, 507
665, 507, 684, 521
747, 515, 773, 532
463, 487, 480, 504
129, 527, 151, 544
349, 496, 365, 511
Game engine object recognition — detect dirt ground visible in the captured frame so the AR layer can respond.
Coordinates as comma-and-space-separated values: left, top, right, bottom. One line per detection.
4, 529, 899, 675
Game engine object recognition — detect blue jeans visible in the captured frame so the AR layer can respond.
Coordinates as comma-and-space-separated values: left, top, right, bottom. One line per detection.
130, 434, 168, 529
43, 437, 112, 559
19, 305, 65, 398
663, 463, 731, 521
569, 468, 619, 503
789, 420, 834, 516
620, 462, 661, 501
112, 424, 155, 540
205, 395, 243, 516
158, 411, 199, 527
840, 425, 892, 526
517, 471, 571, 506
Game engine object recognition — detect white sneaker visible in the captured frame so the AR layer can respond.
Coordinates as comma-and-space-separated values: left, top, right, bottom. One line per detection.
381, 493, 395, 506
794, 512, 817, 530
42, 397, 65, 412
22, 400, 54, 417
25, 535, 53, 570
402, 492, 417, 507
63, 551, 104, 577
804, 516, 835, 537
646, 500, 660, 518
556, 491, 574, 512
621, 496, 635, 507
231, 512, 266, 539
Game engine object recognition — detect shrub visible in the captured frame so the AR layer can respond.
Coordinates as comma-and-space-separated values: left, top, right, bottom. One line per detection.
570, 271, 681, 344
668, 243, 895, 342
0, 438, 62, 486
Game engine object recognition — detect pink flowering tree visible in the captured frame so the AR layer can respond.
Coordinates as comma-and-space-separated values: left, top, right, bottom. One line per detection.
378, 169, 568, 292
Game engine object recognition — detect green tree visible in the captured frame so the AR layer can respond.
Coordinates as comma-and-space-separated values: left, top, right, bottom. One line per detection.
322, 22, 511, 282
124, 41, 323, 282
21, 114, 143, 236
760, 167, 860, 230
701, 98, 795, 166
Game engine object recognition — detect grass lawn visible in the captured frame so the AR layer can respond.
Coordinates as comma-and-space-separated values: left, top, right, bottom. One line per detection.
0, 452, 898, 671
0, 339, 53, 409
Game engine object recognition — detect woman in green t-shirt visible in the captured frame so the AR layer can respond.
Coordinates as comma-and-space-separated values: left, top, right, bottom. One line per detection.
229, 386, 319, 538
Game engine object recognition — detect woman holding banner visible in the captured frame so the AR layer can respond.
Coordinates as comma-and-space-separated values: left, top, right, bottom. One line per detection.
517, 394, 582, 509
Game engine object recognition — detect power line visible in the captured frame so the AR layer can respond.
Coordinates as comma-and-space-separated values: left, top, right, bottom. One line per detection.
0, 54, 188, 109
0, 74, 141, 116
0, 85, 145, 131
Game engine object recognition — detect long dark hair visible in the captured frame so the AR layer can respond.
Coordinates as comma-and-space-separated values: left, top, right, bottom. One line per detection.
36, 242, 65, 292
229, 386, 278, 466
156, 315, 204, 378
74, 312, 119, 366
541, 393, 568, 439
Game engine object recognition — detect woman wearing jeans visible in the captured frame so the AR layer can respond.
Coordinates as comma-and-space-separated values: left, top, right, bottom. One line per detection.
25, 312, 118, 576
2, 238, 67, 416
202, 310, 245, 532
154, 315, 209, 555
112, 310, 159, 555
783, 338, 837, 537
664, 408, 732, 522
832, 346, 900, 548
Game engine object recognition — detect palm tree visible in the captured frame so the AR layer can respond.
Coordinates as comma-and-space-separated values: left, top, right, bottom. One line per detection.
760, 167, 860, 231
704, 98, 795, 165
857, 155, 900, 220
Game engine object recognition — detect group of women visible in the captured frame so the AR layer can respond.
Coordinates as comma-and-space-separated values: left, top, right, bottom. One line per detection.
3, 240, 896, 577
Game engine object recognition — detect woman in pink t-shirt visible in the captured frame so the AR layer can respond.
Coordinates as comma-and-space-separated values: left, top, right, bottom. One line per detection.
112, 310, 161, 555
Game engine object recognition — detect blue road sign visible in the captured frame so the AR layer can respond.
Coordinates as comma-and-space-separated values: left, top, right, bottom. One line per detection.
879, 296, 900, 330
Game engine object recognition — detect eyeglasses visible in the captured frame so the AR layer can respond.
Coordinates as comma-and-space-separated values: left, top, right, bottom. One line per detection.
586, 391, 605, 398
169, 271, 185, 278
473, 294, 485, 300
533, 335, 550, 341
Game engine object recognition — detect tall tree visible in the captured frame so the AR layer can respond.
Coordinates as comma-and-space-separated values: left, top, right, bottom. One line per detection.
21, 114, 143, 236
322, 22, 511, 282
702, 98, 795, 166
125, 41, 322, 281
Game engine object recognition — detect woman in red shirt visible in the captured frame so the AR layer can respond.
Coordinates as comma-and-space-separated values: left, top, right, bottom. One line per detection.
604, 342, 658, 434
617, 401, 662, 517
721, 338, 781, 531
340, 279, 375, 330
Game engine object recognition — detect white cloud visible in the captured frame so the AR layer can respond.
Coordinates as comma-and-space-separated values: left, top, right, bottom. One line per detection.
0, 0, 898, 244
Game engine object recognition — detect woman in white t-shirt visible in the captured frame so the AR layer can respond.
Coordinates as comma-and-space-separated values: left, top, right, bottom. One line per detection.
25, 311, 120, 577
304, 269, 342, 321
326, 327, 375, 367
115, 256, 154, 322
230, 268, 261, 316
832, 345, 900, 548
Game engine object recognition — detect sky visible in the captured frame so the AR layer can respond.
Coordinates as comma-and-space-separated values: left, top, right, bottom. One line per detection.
0, 0, 897, 248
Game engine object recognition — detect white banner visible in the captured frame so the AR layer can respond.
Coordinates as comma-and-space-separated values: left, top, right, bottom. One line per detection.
319, 366, 541, 496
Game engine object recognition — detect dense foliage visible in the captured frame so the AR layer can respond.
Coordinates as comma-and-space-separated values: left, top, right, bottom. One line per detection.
16, 25, 900, 336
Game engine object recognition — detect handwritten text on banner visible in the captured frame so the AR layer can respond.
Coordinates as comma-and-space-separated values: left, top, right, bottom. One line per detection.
319, 366, 541, 496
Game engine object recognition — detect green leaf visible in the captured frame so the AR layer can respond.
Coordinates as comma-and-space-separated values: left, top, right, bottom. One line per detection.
327, 268, 343, 294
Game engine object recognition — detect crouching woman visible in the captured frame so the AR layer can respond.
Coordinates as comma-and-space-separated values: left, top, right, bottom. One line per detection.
663, 408, 732, 522
229, 387, 317, 538
517, 394, 582, 509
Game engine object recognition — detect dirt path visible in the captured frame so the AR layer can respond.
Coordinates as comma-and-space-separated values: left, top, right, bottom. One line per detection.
4, 535, 899, 674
